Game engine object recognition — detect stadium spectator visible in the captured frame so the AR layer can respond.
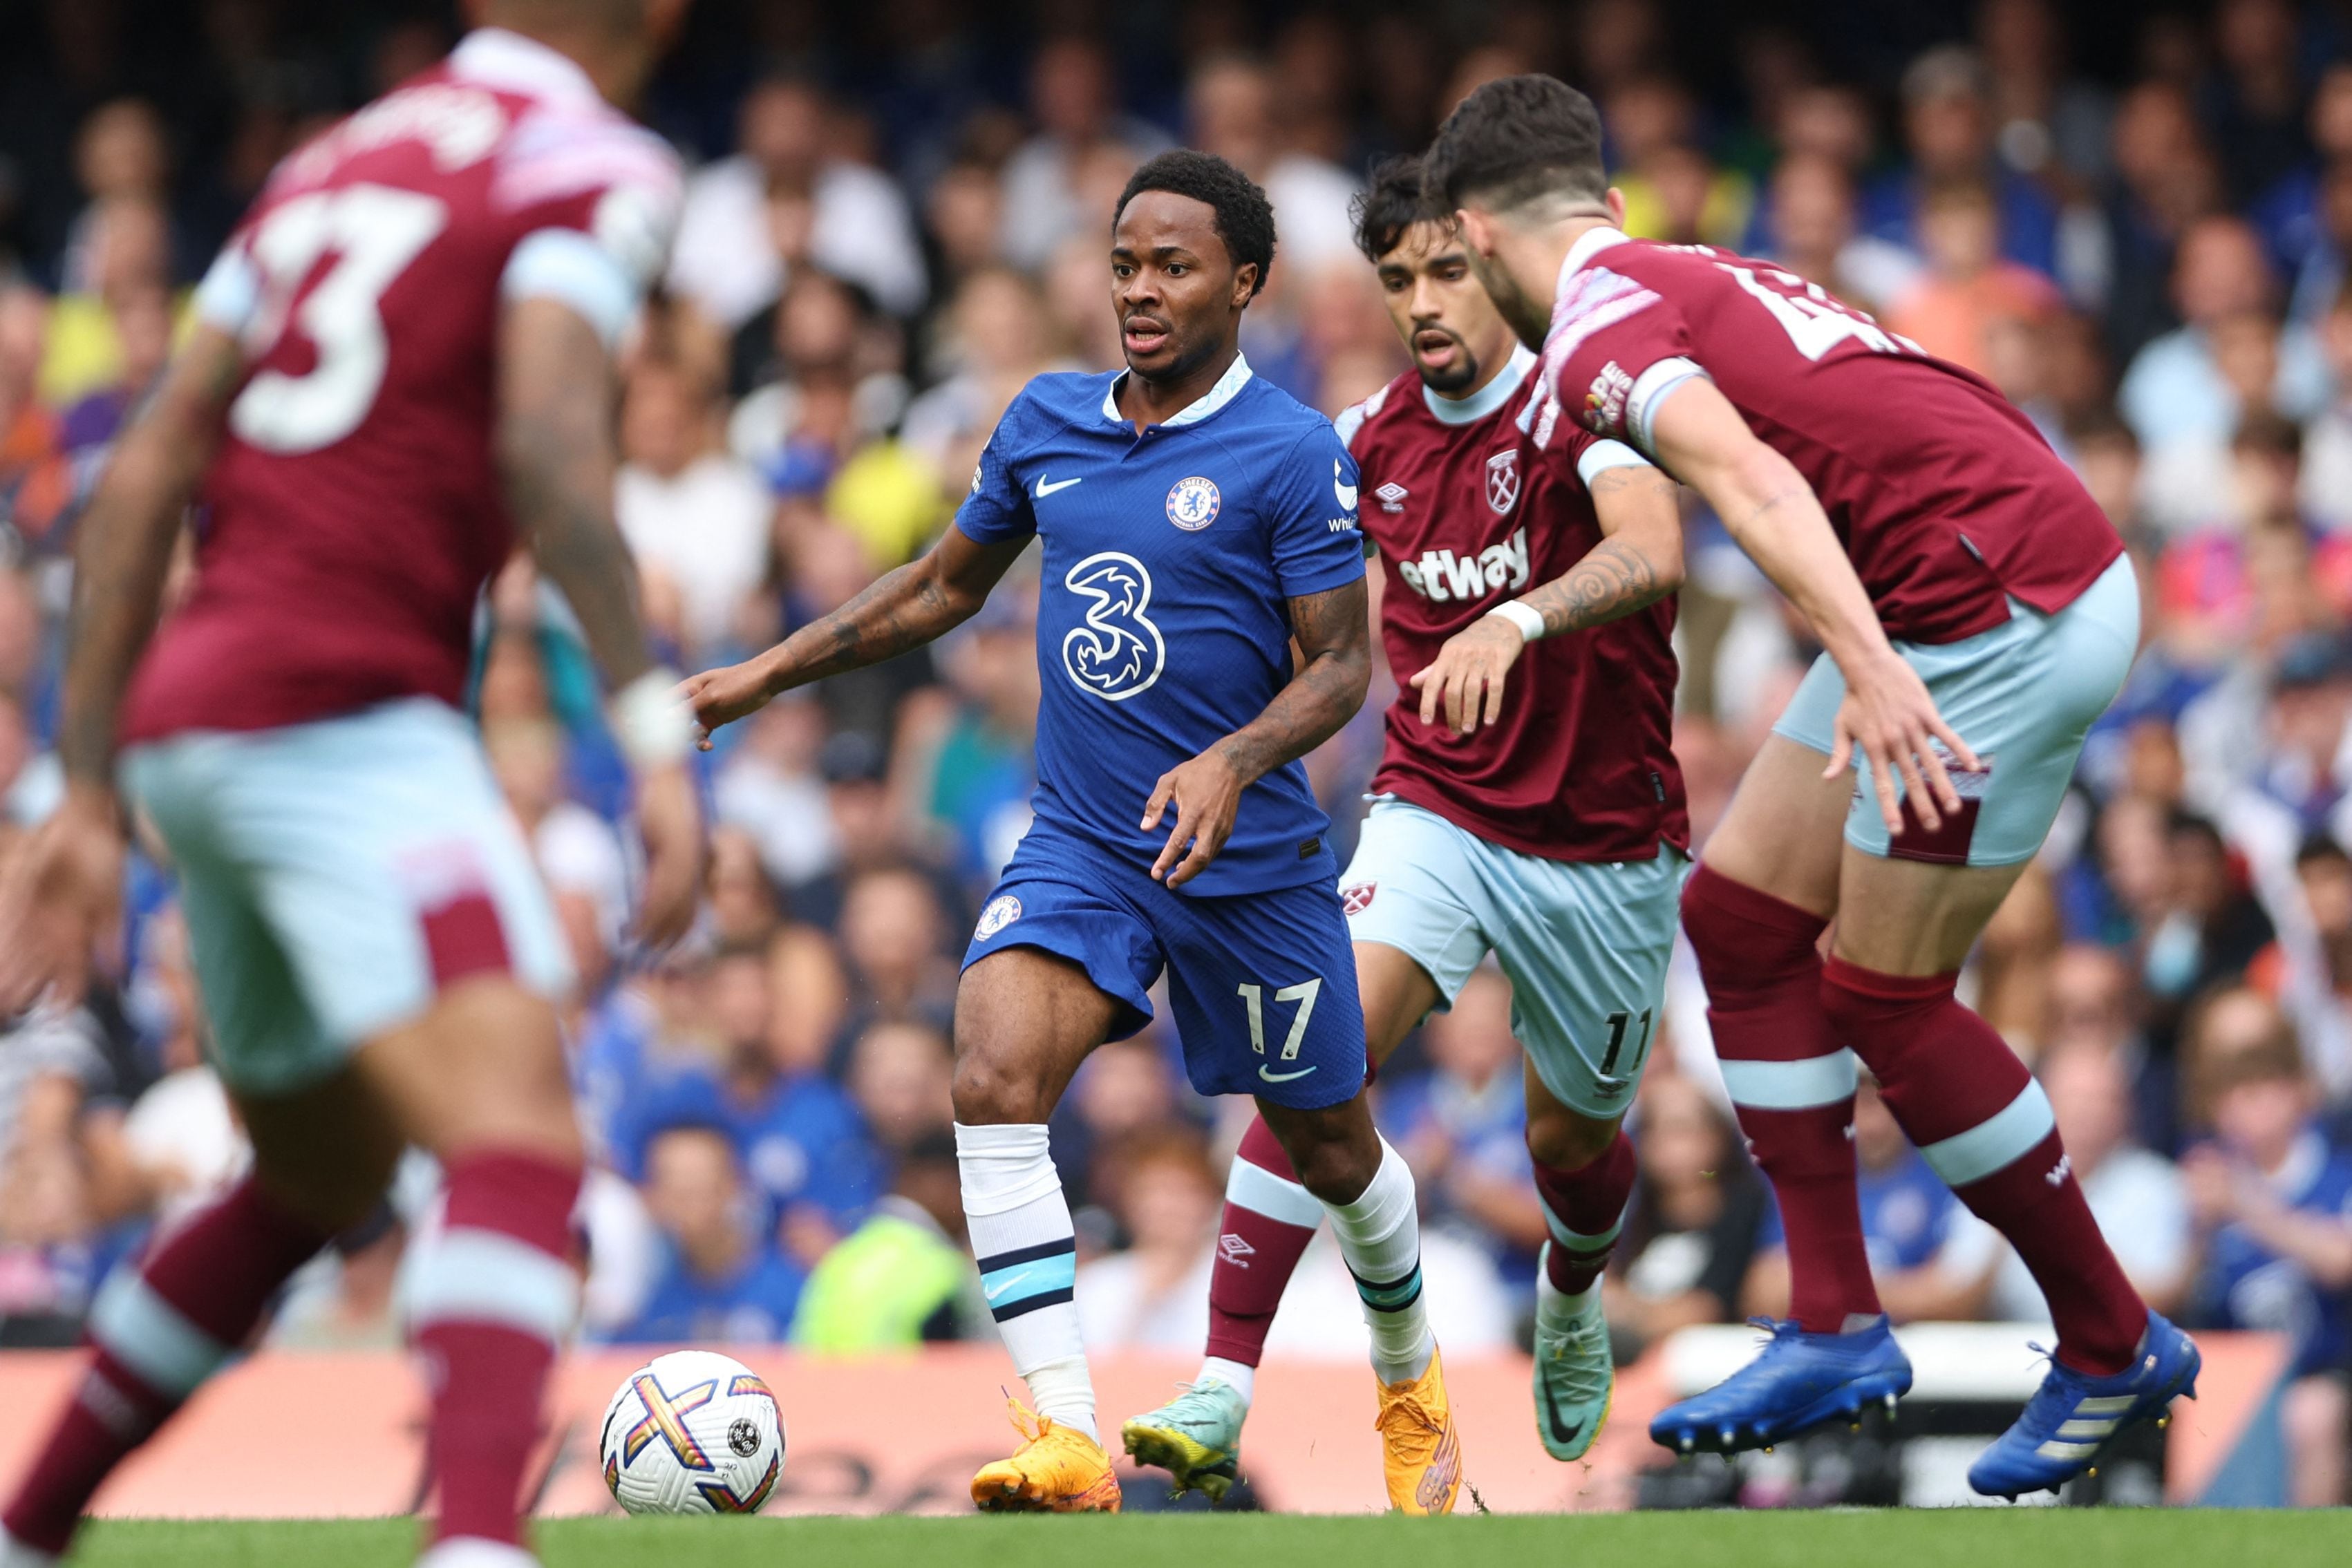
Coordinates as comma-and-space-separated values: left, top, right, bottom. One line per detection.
1185, 53, 1360, 273
617, 1124, 807, 1344
667, 75, 925, 331
1885, 178, 2066, 378
2121, 216, 2329, 529
619, 945, 884, 1267
2179, 992, 2352, 1505
998, 37, 1168, 274
1861, 45, 2062, 282
613, 354, 773, 665
793, 1131, 977, 1351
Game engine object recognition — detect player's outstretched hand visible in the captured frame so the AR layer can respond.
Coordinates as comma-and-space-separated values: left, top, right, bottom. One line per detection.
1825, 650, 1982, 837
1142, 748, 1245, 889
1410, 615, 1527, 735
0, 784, 125, 1012
631, 762, 705, 950
679, 660, 776, 751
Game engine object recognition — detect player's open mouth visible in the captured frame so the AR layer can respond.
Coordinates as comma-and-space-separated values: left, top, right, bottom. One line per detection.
1123, 316, 1171, 352
1414, 329, 1460, 366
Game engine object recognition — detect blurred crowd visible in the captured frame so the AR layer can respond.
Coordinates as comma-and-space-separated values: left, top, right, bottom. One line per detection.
8, 0, 2352, 1506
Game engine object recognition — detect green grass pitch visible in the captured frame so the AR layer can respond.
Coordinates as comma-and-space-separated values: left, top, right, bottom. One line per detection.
58, 1511, 2351, 1568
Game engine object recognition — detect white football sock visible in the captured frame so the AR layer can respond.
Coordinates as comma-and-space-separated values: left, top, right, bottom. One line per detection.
1319, 1137, 1436, 1386
1535, 1246, 1595, 1336
956, 1122, 1098, 1442
1197, 1355, 1257, 1405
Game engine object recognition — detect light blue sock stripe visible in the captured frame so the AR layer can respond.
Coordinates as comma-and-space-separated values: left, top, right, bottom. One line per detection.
90, 1271, 229, 1399
1355, 1265, 1423, 1312
980, 1251, 1078, 1309
1920, 1080, 2058, 1188
1543, 1209, 1623, 1254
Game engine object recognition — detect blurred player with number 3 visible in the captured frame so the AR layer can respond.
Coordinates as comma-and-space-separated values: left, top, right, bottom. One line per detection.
0, 4, 703, 1565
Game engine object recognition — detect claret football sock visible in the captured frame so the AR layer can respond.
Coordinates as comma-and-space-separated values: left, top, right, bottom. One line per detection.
1320, 1137, 1435, 1387
1823, 958, 2145, 1376
411, 1150, 583, 1548
1532, 1130, 1636, 1301
1203, 1115, 1322, 1385
0, 1179, 329, 1557
956, 1122, 1098, 1442
1682, 863, 1881, 1330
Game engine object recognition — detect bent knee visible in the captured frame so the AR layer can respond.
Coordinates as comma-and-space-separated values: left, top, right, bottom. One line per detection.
1681, 864, 1826, 994
950, 1048, 1050, 1126
1526, 1105, 1619, 1171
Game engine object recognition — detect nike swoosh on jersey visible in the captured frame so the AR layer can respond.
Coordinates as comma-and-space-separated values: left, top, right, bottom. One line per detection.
1035, 474, 1084, 498
1259, 1063, 1319, 1084
1332, 460, 1357, 511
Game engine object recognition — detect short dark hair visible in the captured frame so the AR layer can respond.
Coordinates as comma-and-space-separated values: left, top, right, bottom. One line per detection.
1424, 74, 1608, 216
1352, 154, 1447, 263
1114, 149, 1277, 297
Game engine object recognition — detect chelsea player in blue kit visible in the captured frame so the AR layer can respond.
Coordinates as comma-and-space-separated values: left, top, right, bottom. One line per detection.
684, 152, 1460, 1515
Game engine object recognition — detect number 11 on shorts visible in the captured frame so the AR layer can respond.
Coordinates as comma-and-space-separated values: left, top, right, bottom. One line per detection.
1238, 977, 1322, 1061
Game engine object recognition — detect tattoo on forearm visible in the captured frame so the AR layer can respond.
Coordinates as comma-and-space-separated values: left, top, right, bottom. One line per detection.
1215, 578, 1370, 785
1740, 485, 1807, 533
1521, 537, 1667, 636
784, 562, 957, 685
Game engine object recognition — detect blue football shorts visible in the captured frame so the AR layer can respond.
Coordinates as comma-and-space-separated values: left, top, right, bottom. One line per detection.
961, 826, 1366, 1110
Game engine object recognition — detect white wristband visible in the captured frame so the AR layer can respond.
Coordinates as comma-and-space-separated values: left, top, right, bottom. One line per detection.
1485, 600, 1547, 643
610, 668, 694, 769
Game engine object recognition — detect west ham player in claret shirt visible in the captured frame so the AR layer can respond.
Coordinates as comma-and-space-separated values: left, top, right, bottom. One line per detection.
0, 6, 706, 1565
1427, 75, 2196, 1498
1123, 157, 1687, 1497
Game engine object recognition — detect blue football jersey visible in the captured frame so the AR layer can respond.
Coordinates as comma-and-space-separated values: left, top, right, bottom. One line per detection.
954, 356, 1365, 896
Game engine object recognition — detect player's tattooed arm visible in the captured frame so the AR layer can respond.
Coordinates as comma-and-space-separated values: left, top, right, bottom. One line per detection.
1410, 463, 1682, 734
56, 323, 247, 790
1522, 464, 1684, 636
1144, 577, 1370, 887
683, 526, 1029, 741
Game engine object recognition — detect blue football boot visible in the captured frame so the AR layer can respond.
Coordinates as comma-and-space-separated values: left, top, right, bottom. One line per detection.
1649, 1315, 1913, 1456
1968, 1313, 2200, 1500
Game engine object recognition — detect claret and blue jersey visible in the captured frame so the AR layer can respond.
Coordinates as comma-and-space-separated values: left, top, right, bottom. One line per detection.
954, 355, 1371, 1108
953, 354, 1365, 896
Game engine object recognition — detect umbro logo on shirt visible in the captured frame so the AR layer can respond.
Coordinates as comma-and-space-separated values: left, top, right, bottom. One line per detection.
1374, 482, 1408, 513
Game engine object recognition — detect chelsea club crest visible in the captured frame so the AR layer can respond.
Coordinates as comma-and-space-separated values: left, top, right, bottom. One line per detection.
1165, 475, 1221, 531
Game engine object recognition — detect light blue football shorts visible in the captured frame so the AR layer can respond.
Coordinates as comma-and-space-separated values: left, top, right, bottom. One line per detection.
1339, 797, 1688, 1119
122, 697, 574, 1097
1771, 553, 2138, 868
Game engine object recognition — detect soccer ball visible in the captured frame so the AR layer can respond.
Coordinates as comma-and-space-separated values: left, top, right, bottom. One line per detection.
598, 1350, 787, 1515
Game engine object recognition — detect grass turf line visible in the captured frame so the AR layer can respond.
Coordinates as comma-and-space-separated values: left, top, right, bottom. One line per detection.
64, 1511, 2352, 1568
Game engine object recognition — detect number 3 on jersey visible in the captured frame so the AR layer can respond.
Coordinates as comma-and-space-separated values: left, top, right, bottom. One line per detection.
231, 184, 447, 454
